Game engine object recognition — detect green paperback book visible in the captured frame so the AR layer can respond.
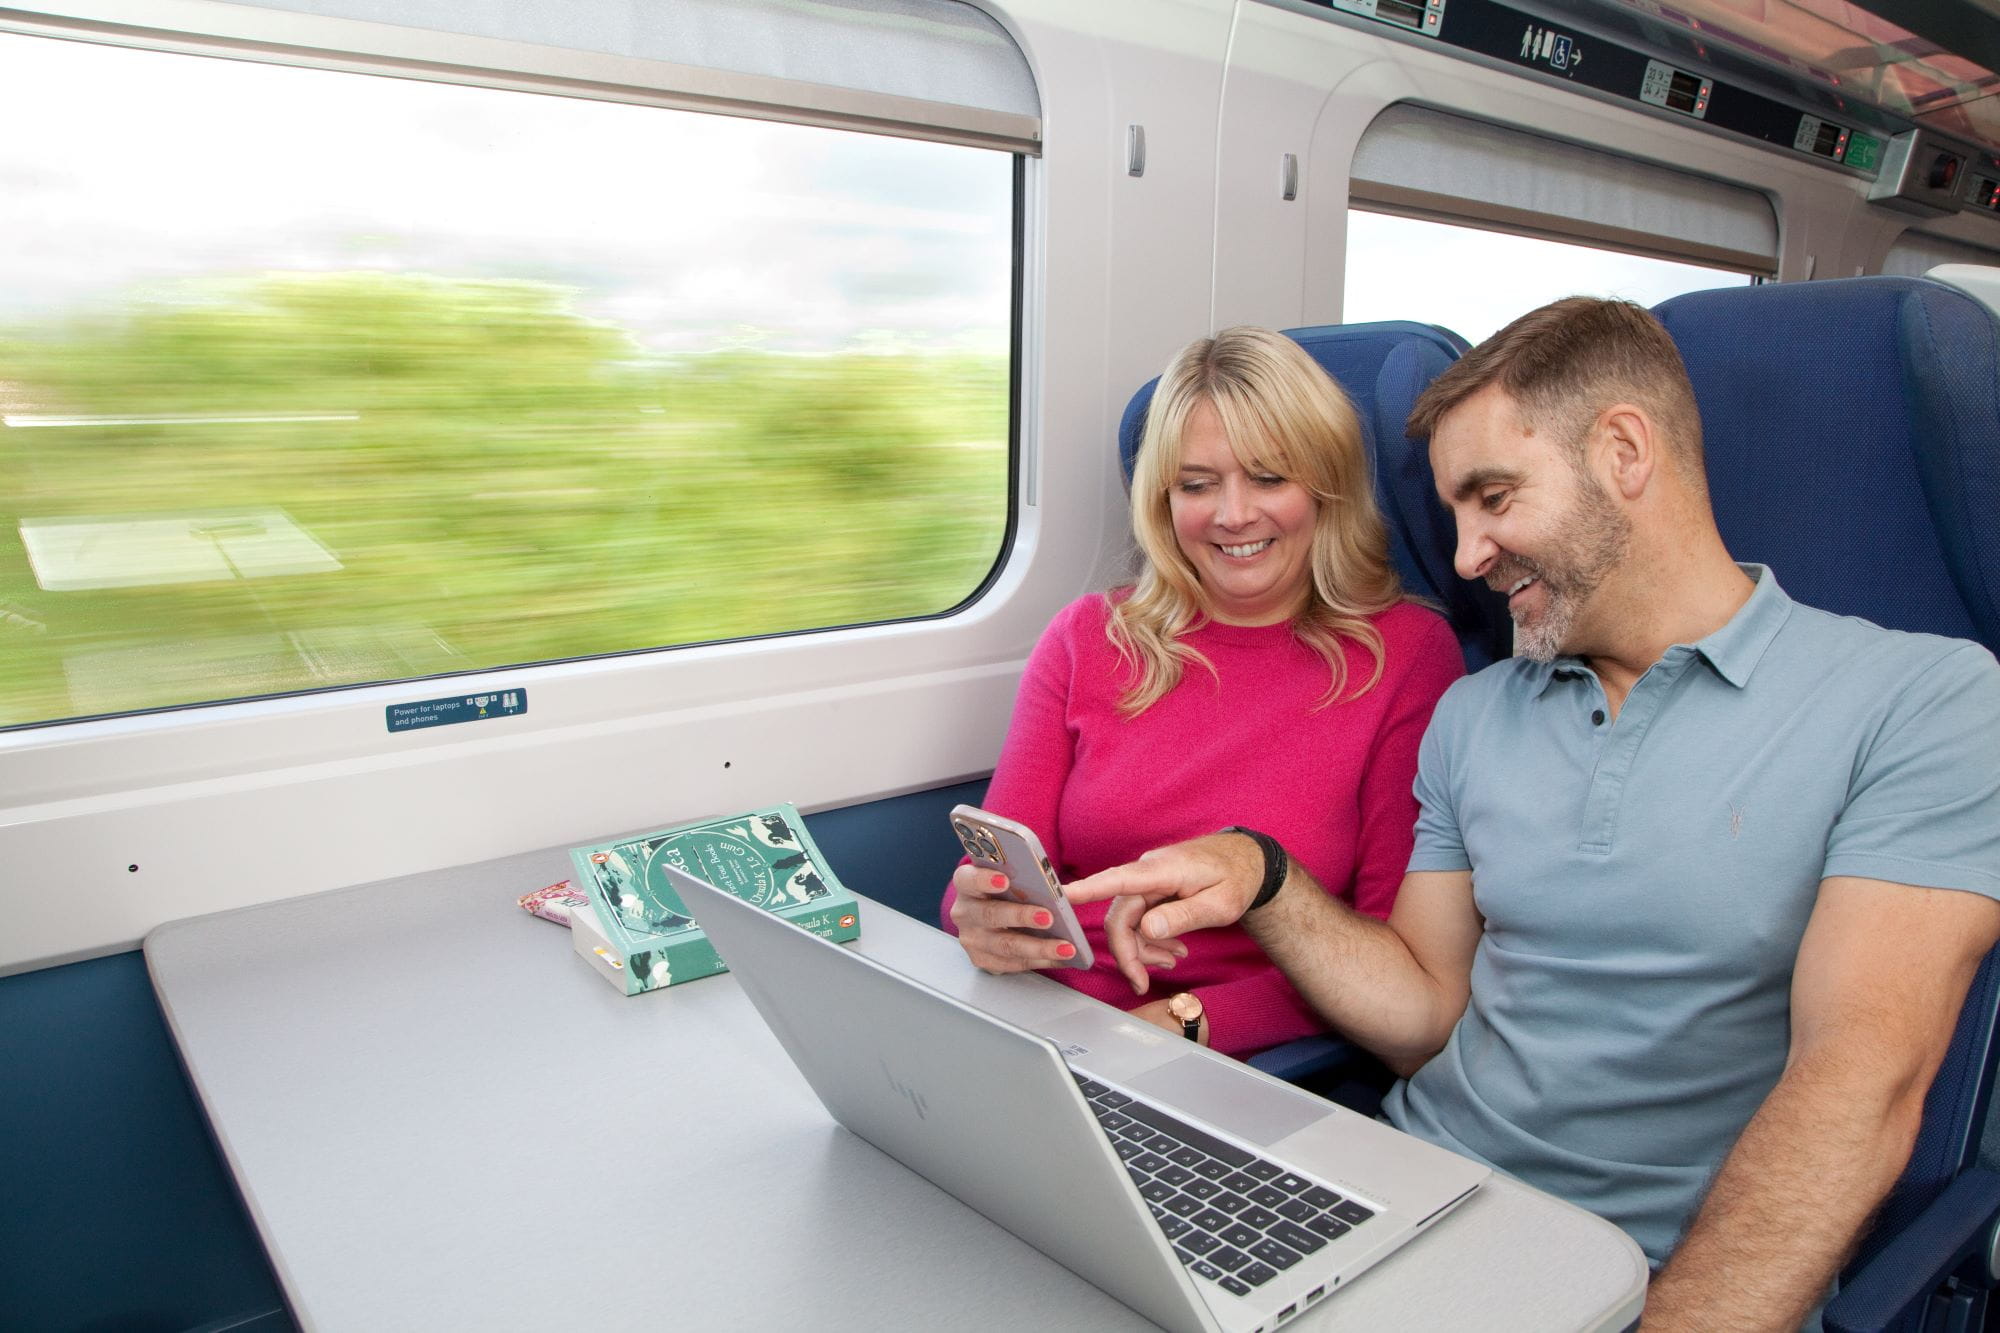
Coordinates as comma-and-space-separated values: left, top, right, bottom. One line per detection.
569, 804, 860, 993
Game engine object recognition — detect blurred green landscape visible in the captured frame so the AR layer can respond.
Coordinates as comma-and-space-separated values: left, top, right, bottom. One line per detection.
0, 272, 1009, 726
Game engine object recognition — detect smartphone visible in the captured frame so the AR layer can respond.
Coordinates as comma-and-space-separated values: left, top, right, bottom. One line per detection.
949, 804, 1095, 970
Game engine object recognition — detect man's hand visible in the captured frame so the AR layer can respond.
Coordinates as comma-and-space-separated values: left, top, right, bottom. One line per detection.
946, 863, 1080, 973
1073, 840, 1477, 1075
1066, 834, 1264, 994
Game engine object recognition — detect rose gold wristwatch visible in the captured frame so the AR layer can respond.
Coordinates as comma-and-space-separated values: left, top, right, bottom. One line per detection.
1165, 991, 1203, 1042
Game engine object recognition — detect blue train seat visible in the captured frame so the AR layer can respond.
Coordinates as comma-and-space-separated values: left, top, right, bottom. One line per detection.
1117, 321, 1509, 673
1654, 275, 2000, 1333
1118, 321, 1495, 1088
1285, 322, 1512, 671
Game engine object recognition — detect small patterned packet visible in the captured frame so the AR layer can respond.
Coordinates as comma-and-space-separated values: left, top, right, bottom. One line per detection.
518, 879, 590, 926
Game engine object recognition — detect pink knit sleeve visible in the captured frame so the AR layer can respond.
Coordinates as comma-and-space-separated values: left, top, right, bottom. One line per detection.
939, 599, 1087, 933
1349, 610, 1465, 921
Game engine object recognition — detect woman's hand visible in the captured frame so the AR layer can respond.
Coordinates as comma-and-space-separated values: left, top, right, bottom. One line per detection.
947, 863, 1081, 973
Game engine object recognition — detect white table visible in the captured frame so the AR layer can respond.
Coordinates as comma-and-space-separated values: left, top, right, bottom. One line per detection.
147, 844, 1649, 1331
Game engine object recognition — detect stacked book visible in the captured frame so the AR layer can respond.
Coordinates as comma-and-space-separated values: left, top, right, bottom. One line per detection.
568, 803, 860, 995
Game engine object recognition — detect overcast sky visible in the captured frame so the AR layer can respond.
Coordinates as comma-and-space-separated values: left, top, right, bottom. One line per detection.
1344, 211, 1751, 345
0, 31, 1015, 355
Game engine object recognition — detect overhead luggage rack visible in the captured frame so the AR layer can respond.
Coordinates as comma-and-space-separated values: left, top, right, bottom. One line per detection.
1266, 0, 2000, 219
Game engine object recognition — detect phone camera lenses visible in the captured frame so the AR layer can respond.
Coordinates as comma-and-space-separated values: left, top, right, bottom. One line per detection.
951, 819, 1005, 864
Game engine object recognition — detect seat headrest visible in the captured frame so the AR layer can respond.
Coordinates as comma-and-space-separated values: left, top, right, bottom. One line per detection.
1927, 263, 2000, 321
1653, 276, 2000, 654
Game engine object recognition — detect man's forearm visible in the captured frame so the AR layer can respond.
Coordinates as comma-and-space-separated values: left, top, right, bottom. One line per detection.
1240, 868, 1466, 1076
1073, 840, 1478, 1074
1643, 1052, 1925, 1330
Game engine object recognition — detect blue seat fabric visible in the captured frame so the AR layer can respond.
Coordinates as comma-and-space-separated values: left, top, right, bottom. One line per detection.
1118, 321, 1509, 673
1654, 276, 2000, 1333
1655, 278, 2000, 652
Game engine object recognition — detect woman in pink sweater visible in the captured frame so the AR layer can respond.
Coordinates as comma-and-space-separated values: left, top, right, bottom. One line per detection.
943, 327, 1463, 1058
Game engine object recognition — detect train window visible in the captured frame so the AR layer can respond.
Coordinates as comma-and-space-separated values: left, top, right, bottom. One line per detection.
1882, 229, 2000, 277
1347, 104, 1773, 343
0, 30, 1017, 728
1344, 211, 1756, 345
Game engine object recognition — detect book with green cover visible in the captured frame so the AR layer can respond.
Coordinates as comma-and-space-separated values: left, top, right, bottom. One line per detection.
568, 804, 860, 994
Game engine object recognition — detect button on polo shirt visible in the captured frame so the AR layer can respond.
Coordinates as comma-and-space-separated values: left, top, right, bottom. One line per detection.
1384, 566, 2000, 1264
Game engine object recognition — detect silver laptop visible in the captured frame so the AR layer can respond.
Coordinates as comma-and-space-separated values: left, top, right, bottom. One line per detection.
669, 866, 1486, 1333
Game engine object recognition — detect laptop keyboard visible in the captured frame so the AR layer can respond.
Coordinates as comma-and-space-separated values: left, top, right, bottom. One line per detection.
1073, 1072, 1375, 1300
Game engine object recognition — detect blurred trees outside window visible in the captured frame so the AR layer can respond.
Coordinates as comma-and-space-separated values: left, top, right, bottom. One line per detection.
0, 34, 1013, 726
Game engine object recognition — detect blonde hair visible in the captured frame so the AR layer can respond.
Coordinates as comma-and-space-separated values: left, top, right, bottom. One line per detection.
1109, 326, 1405, 715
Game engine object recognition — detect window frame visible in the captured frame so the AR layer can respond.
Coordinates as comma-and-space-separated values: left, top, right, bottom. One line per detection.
1349, 101, 1778, 278
0, 4, 1033, 732
0, 0, 1041, 153
0, 1, 1084, 985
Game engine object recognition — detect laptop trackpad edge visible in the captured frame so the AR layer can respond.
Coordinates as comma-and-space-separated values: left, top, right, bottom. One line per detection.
1124, 1054, 1328, 1147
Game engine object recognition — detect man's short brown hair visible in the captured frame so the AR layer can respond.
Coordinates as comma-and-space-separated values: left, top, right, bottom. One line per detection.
1407, 296, 1706, 485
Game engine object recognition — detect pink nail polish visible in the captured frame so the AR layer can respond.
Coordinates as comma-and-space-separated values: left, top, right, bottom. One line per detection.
1056, 943, 1076, 959
1033, 910, 1052, 928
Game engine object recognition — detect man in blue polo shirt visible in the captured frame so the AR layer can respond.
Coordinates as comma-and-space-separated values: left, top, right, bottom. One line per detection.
1062, 297, 2000, 1329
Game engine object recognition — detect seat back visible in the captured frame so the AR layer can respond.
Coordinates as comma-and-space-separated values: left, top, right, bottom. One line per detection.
1653, 275, 2000, 1296
1118, 321, 1510, 671
1655, 277, 2000, 651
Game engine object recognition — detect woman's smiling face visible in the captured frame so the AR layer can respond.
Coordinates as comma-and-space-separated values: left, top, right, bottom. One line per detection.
1168, 398, 1320, 626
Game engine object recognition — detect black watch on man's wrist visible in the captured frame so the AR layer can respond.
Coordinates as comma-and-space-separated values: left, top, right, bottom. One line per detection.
1221, 826, 1289, 912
